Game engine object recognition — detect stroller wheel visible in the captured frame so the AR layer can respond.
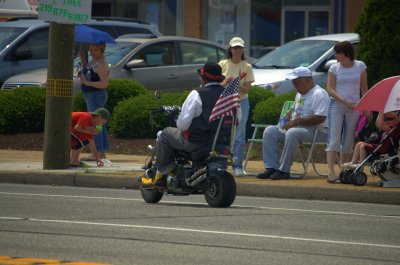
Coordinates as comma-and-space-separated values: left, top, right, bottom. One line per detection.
352, 172, 368, 186
343, 170, 354, 184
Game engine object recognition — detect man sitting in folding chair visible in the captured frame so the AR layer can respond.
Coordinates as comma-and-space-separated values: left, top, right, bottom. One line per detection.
257, 67, 330, 180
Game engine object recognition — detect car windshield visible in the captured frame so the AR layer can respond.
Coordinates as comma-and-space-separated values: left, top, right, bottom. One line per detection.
253, 39, 337, 69
0, 27, 27, 53
74, 41, 139, 66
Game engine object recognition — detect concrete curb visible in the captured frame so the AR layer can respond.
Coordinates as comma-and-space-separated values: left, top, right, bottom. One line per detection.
236, 182, 400, 205
1, 171, 399, 205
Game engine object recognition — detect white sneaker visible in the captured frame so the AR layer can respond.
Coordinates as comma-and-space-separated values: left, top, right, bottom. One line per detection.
233, 167, 245, 177
101, 158, 112, 166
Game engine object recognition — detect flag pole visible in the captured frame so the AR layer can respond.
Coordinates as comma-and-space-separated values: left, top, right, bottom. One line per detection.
230, 70, 241, 152
211, 115, 225, 155
230, 112, 237, 152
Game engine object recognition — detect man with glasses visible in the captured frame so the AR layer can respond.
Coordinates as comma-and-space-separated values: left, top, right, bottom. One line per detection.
257, 67, 329, 180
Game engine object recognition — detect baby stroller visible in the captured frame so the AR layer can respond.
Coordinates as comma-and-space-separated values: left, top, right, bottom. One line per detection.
339, 125, 400, 186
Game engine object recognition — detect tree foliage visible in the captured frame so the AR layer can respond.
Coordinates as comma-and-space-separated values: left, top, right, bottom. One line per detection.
355, 0, 400, 87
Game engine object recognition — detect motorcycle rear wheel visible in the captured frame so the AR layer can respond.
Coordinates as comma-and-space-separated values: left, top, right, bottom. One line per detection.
141, 188, 163, 203
204, 171, 236, 208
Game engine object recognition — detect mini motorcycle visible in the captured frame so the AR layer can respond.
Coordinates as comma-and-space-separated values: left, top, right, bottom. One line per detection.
137, 105, 236, 208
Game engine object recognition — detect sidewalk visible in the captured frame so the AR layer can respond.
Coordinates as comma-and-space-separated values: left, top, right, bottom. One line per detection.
0, 150, 399, 205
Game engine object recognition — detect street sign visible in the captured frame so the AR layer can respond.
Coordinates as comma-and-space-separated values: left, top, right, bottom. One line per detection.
38, 0, 91, 24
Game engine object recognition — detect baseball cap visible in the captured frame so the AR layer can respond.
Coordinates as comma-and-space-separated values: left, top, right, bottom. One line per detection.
91, 107, 110, 120
286, 67, 312, 80
229, 37, 245, 47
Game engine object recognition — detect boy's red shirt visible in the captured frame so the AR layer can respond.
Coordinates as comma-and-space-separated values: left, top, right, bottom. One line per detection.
71, 112, 94, 141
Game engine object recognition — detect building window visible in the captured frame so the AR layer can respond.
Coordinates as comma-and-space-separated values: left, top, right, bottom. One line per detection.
283, 8, 329, 43
250, 0, 282, 58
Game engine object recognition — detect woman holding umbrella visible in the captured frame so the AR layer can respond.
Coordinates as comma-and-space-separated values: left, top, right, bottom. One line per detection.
79, 43, 111, 163
325, 41, 368, 183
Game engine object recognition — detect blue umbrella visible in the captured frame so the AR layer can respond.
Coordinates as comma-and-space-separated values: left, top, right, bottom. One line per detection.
74, 24, 116, 44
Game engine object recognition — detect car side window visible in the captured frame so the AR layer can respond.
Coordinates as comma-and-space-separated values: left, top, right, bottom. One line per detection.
115, 26, 153, 36
180, 42, 221, 64
89, 25, 118, 38
15, 29, 49, 60
132, 42, 174, 67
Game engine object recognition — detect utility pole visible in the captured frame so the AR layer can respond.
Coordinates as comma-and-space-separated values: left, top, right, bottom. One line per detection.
43, 22, 75, 169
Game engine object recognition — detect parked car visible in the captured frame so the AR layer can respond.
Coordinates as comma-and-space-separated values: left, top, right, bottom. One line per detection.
250, 45, 276, 58
252, 33, 360, 94
1, 36, 229, 92
0, 18, 162, 86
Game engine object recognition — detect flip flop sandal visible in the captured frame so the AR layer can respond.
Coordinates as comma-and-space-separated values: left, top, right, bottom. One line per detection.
327, 178, 341, 184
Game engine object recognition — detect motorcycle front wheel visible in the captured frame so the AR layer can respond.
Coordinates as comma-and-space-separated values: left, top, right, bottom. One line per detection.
204, 171, 236, 207
141, 188, 163, 203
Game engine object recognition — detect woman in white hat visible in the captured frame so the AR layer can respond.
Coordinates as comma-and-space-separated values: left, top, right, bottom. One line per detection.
219, 37, 255, 177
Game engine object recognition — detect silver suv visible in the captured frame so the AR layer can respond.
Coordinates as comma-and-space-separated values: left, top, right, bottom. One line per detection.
0, 18, 162, 85
252, 33, 360, 94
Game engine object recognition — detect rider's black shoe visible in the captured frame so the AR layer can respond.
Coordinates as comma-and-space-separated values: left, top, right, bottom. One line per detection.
154, 175, 167, 187
257, 168, 275, 179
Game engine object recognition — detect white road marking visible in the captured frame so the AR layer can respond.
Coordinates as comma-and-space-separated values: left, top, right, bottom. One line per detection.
0, 216, 399, 250
0, 191, 399, 219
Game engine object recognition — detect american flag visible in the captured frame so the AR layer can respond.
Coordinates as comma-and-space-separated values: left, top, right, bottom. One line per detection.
209, 76, 240, 123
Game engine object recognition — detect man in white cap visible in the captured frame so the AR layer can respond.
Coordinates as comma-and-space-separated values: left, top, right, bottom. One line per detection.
257, 67, 329, 180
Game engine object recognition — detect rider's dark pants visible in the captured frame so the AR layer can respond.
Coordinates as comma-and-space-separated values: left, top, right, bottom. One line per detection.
156, 127, 200, 174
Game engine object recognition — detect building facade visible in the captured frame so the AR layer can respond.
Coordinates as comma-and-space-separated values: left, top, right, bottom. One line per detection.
92, 0, 365, 57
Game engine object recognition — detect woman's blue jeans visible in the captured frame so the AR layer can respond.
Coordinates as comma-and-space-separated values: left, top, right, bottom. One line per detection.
326, 99, 359, 154
232, 98, 250, 169
83, 89, 109, 153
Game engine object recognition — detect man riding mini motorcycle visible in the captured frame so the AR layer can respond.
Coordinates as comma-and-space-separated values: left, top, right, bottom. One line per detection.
142, 62, 239, 186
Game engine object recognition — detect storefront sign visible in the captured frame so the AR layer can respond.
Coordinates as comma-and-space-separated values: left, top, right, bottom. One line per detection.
38, 0, 91, 24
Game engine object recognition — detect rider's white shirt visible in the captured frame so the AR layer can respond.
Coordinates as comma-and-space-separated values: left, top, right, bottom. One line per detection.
176, 83, 241, 131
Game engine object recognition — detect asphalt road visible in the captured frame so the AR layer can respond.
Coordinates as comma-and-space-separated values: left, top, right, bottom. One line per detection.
1, 183, 400, 265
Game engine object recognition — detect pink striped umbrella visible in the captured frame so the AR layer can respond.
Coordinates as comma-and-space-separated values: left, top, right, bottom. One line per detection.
355, 76, 400, 113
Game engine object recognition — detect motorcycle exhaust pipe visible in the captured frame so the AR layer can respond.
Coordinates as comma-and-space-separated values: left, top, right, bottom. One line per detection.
185, 167, 207, 186
189, 174, 207, 187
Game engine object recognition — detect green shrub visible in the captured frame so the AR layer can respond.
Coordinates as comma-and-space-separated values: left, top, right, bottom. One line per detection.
110, 91, 189, 138
355, 0, 400, 87
72, 78, 148, 113
252, 92, 296, 125
248, 86, 276, 109
248, 86, 276, 134
106, 79, 147, 113
0, 87, 46, 134
72, 91, 86, 112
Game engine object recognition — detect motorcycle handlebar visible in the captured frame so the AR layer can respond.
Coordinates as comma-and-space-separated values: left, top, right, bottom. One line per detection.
149, 105, 181, 115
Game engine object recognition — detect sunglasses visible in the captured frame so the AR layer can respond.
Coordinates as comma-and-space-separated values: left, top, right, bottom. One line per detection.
384, 117, 396, 121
